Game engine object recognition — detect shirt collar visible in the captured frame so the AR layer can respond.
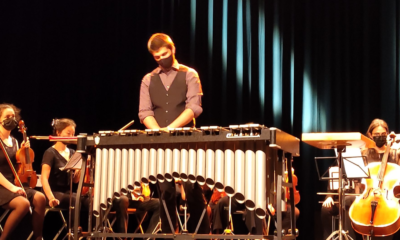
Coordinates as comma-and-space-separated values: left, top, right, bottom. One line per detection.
155, 60, 180, 74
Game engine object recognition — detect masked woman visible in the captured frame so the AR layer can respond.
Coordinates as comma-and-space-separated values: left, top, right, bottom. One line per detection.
0, 103, 45, 240
345, 119, 400, 240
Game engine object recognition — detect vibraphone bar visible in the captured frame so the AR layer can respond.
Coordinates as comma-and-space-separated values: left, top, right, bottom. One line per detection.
73, 124, 300, 240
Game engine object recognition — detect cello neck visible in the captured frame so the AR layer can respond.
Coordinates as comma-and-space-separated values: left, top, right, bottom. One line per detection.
377, 135, 394, 187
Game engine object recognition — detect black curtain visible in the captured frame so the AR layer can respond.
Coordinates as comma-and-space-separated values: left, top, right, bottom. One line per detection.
2, 0, 400, 239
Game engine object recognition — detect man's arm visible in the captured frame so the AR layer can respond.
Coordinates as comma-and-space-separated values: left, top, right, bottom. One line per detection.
167, 108, 194, 129
139, 74, 158, 128
143, 116, 161, 129
184, 69, 203, 118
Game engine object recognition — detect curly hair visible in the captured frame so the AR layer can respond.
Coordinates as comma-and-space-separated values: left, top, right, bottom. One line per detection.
0, 103, 21, 121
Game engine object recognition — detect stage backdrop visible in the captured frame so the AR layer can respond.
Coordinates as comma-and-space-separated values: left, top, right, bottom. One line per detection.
2, 0, 400, 239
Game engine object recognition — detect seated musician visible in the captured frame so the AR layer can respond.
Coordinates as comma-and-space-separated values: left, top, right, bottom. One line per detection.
0, 104, 45, 240
41, 119, 91, 230
112, 183, 160, 234
138, 33, 209, 234
346, 119, 400, 240
210, 189, 299, 235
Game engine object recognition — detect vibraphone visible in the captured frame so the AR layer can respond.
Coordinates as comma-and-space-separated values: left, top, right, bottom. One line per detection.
73, 124, 300, 240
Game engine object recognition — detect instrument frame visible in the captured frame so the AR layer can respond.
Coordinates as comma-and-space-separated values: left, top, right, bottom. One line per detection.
67, 126, 300, 240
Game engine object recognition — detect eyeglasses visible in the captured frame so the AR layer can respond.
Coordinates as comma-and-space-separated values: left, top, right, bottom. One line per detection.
372, 133, 387, 137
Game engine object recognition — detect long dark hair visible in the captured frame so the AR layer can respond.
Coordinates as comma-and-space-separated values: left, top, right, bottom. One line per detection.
366, 118, 389, 139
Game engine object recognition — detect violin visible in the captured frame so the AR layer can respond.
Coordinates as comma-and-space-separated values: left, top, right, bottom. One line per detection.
81, 156, 91, 196
349, 132, 400, 236
15, 120, 37, 188
285, 159, 300, 205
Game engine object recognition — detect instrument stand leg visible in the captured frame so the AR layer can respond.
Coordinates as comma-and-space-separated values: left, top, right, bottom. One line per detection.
326, 230, 354, 240
362, 235, 371, 240
326, 146, 352, 240
67, 170, 74, 240
180, 202, 189, 233
87, 155, 94, 233
223, 196, 234, 236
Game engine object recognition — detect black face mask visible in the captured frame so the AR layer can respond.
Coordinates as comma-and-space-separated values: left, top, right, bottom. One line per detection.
373, 136, 387, 148
2, 118, 17, 131
157, 54, 174, 69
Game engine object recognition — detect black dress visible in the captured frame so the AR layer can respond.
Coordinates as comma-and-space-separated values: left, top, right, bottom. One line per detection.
41, 147, 89, 210
41, 147, 75, 193
0, 137, 37, 206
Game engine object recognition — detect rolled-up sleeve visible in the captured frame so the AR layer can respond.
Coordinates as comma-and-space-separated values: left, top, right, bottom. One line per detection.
138, 74, 154, 123
185, 69, 203, 118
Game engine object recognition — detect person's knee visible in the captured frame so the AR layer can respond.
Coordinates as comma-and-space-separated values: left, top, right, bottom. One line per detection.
34, 192, 46, 207
114, 196, 129, 211
16, 197, 31, 214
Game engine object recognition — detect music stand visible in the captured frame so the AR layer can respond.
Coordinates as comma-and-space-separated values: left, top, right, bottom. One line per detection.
60, 152, 82, 240
303, 132, 374, 240
314, 150, 370, 183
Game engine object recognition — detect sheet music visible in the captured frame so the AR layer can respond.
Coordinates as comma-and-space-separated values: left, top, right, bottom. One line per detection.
335, 148, 369, 179
59, 152, 82, 171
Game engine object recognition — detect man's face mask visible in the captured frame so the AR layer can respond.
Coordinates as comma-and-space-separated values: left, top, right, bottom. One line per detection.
157, 54, 174, 69
2, 117, 17, 131
373, 136, 387, 148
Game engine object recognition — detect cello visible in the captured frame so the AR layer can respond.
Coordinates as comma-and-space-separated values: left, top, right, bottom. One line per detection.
349, 132, 400, 236
15, 120, 37, 188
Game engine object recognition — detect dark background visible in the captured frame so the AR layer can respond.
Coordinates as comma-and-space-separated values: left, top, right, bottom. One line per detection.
2, 0, 400, 239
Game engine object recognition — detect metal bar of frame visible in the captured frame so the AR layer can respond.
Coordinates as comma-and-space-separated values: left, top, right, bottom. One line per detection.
286, 152, 296, 237
74, 135, 88, 239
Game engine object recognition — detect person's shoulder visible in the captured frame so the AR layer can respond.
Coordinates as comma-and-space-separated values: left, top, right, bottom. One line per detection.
177, 63, 195, 72
143, 68, 162, 82
43, 147, 58, 157
44, 146, 56, 153
361, 147, 373, 155
178, 64, 199, 78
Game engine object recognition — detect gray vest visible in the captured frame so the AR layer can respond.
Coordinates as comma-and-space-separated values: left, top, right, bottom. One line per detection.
149, 66, 194, 128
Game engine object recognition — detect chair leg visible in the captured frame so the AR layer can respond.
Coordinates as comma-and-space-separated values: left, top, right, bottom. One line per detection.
28, 209, 50, 240
54, 210, 68, 240
133, 212, 148, 234
0, 209, 10, 234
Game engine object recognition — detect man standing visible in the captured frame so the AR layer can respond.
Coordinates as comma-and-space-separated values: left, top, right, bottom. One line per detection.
139, 33, 203, 129
138, 33, 209, 235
